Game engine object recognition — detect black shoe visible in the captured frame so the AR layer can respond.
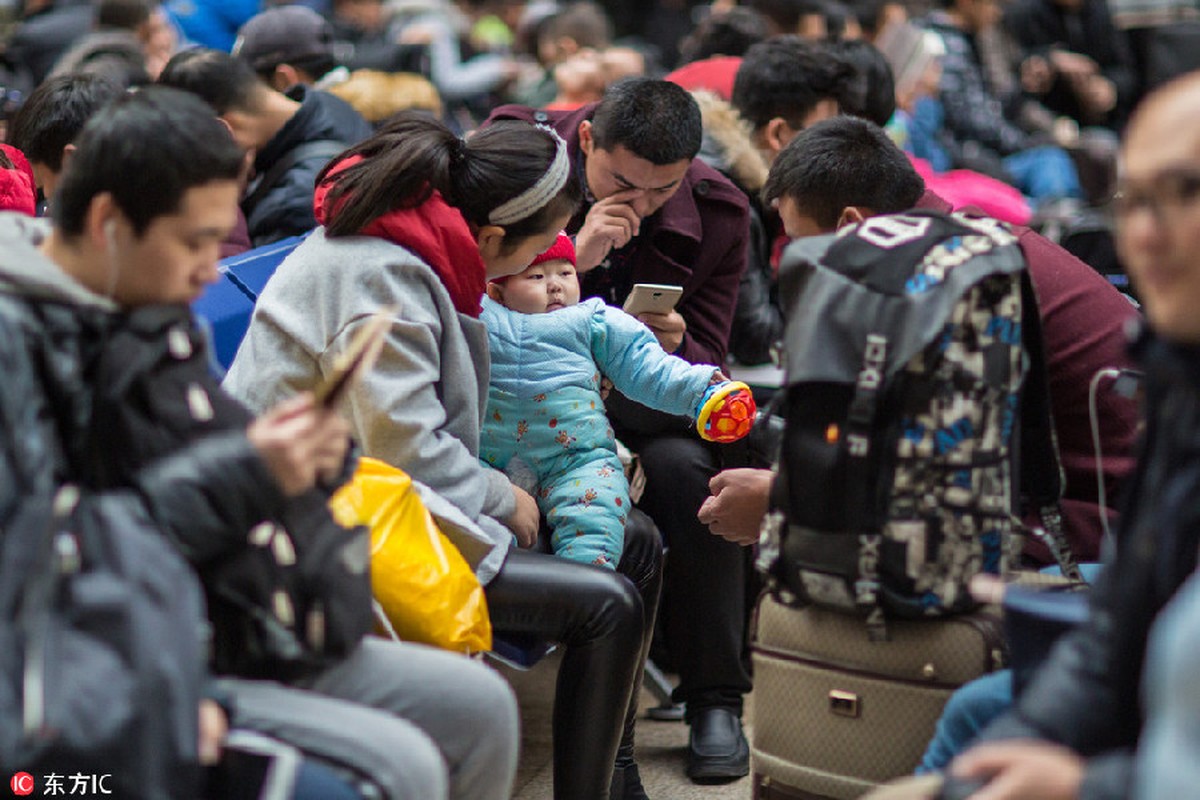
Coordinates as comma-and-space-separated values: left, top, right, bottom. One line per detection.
686, 707, 749, 783
609, 760, 649, 800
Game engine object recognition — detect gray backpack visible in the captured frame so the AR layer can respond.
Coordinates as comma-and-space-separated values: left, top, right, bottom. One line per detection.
756, 210, 1077, 639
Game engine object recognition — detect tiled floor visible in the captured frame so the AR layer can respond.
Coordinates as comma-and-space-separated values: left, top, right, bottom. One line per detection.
495, 651, 752, 800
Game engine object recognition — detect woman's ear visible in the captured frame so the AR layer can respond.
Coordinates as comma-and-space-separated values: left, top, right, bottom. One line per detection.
476, 224, 507, 270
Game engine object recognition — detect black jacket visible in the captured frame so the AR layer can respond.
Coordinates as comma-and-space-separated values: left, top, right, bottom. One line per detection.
0, 240, 287, 565
693, 92, 782, 367
1004, 0, 1136, 127
0, 295, 289, 564
977, 326, 1198, 800
0, 214, 371, 678
246, 85, 373, 246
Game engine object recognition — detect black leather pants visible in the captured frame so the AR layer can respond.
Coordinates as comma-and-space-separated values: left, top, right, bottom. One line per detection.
485, 512, 663, 799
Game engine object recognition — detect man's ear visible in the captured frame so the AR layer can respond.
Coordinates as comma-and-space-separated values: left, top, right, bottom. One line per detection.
59, 142, 77, 173
475, 224, 507, 268
218, 111, 255, 151
578, 119, 593, 157
836, 206, 870, 230
85, 191, 122, 247
270, 64, 302, 92
761, 117, 798, 159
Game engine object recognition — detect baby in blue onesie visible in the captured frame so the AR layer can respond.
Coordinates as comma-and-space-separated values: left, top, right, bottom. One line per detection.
480, 233, 721, 569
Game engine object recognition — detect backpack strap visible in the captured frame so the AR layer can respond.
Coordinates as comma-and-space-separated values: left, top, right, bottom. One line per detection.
844, 333, 890, 641
1016, 272, 1083, 581
242, 139, 348, 222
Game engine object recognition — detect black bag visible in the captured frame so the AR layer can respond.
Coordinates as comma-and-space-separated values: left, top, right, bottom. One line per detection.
757, 210, 1076, 638
79, 306, 373, 680
0, 486, 208, 799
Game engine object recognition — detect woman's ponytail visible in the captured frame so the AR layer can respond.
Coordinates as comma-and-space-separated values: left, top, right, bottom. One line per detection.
318, 112, 460, 237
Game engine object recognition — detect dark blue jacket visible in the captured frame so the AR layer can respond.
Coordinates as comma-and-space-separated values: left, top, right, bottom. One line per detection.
246, 85, 373, 247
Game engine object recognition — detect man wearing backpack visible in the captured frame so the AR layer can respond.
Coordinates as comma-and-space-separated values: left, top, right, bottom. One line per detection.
701, 115, 1138, 573
0, 86, 518, 800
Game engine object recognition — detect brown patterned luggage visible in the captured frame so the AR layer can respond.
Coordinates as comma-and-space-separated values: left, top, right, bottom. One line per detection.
750, 594, 1005, 800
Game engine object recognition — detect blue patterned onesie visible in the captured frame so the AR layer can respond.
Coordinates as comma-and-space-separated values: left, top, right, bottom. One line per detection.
480, 296, 717, 568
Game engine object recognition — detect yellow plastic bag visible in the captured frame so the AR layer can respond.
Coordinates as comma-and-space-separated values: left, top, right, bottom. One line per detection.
329, 458, 492, 654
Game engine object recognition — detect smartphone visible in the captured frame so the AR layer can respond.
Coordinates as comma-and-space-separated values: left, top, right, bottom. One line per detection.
622, 283, 683, 316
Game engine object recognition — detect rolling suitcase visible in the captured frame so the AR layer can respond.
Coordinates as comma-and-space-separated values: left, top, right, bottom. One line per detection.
750, 594, 1006, 800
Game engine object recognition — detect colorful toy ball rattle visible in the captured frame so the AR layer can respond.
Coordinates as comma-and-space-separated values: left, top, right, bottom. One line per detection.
696, 381, 757, 443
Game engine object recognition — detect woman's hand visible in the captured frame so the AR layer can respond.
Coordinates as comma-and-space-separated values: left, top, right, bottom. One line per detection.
507, 485, 540, 548
248, 393, 350, 496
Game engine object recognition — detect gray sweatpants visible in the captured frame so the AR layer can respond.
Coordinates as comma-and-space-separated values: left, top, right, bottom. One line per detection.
220, 638, 519, 800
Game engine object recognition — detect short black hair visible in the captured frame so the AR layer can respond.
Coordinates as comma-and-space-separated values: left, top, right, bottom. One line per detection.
8, 74, 124, 171
53, 86, 244, 237
590, 78, 702, 164
157, 48, 265, 116
831, 39, 896, 127
762, 115, 924, 230
731, 36, 855, 131
679, 6, 770, 62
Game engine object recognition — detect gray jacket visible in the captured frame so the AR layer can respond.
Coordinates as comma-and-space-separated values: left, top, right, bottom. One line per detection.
223, 228, 513, 583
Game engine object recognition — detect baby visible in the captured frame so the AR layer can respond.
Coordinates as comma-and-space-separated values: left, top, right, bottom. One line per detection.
480, 233, 752, 569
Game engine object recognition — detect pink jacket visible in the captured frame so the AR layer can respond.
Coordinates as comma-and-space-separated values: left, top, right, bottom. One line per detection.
0, 144, 36, 216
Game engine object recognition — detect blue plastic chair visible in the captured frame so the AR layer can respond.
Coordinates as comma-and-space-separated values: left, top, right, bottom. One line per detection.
193, 235, 306, 370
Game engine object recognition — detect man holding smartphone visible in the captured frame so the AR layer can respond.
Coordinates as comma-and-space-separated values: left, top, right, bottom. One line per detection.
488, 79, 755, 786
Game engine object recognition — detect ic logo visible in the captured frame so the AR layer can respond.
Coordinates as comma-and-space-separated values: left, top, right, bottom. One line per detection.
10, 772, 34, 796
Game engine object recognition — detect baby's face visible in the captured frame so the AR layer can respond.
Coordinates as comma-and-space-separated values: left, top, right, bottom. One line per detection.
497, 258, 581, 314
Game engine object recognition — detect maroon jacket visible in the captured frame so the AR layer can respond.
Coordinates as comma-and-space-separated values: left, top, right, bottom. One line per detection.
920, 190, 1141, 564
486, 103, 750, 366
